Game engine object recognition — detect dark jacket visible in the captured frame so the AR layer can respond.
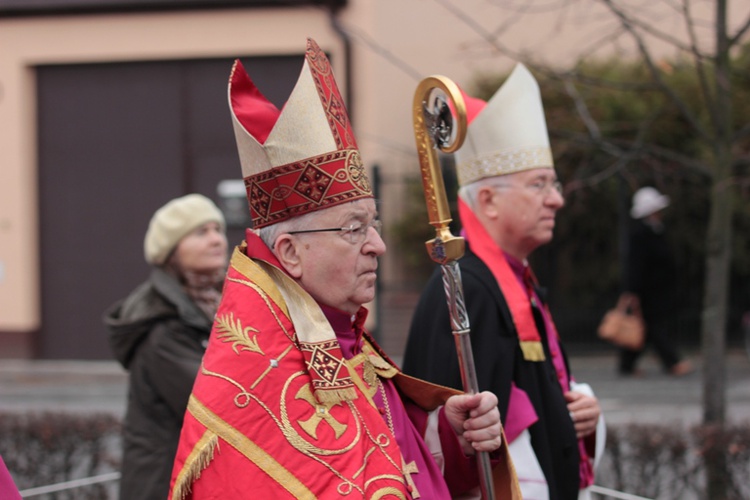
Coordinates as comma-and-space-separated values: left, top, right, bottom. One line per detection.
105, 268, 213, 500
403, 247, 580, 500
625, 219, 679, 320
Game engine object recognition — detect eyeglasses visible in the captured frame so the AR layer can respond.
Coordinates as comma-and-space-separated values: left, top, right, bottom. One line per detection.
527, 178, 563, 195
492, 178, 563, 196
287, 219, 383, 245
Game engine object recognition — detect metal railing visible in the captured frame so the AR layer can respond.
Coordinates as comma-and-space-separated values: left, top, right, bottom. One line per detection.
18, 472, 121, 498
591, 485, 655, 500
17, 473, 654, 500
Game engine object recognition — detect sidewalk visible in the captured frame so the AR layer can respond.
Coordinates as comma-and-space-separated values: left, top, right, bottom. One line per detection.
1, 348, 749, 427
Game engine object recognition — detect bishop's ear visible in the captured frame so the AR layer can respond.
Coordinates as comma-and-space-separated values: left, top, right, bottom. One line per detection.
476, 185, 501, 219
274, 234, 303, 278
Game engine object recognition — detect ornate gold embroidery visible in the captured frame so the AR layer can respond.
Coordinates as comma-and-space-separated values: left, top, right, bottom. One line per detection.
457, 145, 553, 186
186, 396, 315, 499
378, 381, 395, 436
229, 247, 290, 323
370, 487, 408, 499
295, 383, 348, 439
362, 342, 399, 378
300, 339, 358, 402
279, 373, 361, 456
362, 356, 378, 389
215, 312, 264, 355
201, 363, 254, 409
251, 344, 294, 390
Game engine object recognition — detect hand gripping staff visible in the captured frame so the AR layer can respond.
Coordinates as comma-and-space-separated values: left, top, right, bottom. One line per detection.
412, 76, 495, 500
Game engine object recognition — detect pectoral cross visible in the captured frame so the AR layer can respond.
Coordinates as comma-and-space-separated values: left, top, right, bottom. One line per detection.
402, 458, 420, 498
295, 384, 347, 439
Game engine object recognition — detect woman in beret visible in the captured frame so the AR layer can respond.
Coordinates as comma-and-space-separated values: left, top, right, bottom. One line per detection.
104, 194, 228, 500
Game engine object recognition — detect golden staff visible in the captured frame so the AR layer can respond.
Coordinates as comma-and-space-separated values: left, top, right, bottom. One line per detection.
412, 76, 495, 499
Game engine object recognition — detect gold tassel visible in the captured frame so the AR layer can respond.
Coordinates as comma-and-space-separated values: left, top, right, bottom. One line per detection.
171, 431, 219, 500
314, 386, 358, 404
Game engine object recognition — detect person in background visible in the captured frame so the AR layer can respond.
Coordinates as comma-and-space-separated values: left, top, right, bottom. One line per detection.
621, 186, 693, 377
169, 38, 520, 499
105, 193, 228, 500
403, 64, 604, 500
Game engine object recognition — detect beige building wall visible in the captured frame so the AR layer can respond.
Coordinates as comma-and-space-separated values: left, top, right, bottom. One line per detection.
0, 7, 345, 338
341, 0, 744, 288
0, 0, 746, 350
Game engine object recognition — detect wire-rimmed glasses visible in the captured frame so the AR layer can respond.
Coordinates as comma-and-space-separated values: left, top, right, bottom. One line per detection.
287, 219, 383, 245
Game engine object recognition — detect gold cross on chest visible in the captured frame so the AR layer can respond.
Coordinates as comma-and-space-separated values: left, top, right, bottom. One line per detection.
402, 458, 420, 498
295, 383, 347, 439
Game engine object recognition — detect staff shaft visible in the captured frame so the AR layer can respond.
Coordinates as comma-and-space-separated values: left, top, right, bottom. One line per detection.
412, 75, 495, 500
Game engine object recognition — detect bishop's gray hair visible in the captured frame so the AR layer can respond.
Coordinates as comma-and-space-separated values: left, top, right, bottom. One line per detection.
256, 210, 320, 250
256, 200, 370, 250
458, 177, 511, 212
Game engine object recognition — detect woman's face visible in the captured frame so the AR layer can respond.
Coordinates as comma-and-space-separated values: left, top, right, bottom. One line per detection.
174, 221, 228, 274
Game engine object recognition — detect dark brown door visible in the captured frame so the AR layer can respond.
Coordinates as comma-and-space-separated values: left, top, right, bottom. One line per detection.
36, 55, 303, 359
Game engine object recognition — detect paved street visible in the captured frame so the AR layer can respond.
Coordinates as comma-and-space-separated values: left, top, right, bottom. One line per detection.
1, 347, 749, 427
1, 347, 749, 499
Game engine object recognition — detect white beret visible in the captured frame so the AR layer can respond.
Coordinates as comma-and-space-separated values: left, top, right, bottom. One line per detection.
144, 194, 225, 265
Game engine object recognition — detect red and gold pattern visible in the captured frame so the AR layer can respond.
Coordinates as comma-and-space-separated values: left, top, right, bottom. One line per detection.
170, 239, 522, 499
245, 149, 371, 228
229, 38, 372, 229
170, 247, 415, 499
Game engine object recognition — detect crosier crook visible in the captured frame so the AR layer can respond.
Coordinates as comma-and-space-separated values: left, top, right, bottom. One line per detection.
412, 76, 496, 500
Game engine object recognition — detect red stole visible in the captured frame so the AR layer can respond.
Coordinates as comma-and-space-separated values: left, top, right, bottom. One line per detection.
457, 198, 545, 361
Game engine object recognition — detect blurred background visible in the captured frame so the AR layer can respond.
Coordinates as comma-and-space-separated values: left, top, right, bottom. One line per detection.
1, 0, 748, 361
1, 1, 750, 498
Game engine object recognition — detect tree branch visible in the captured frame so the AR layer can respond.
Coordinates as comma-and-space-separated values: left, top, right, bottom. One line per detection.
728, 10, 750, 46
681, 0, 718, 132
600, 0, 712, 142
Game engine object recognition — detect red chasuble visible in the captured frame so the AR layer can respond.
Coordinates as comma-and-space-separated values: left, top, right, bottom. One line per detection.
169, 233, 520, 499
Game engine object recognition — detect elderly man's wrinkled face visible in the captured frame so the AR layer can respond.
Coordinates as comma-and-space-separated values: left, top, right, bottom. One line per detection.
487, 168, 565, 259
285, 199, 386, 314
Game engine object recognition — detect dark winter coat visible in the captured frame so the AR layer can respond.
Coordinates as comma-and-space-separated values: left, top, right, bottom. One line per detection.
625, 219, 679, 321
104, 268, 213, 500
403, 247, 581, 500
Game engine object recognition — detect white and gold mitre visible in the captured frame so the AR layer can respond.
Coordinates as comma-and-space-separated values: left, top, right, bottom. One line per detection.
455, 63, 554, 187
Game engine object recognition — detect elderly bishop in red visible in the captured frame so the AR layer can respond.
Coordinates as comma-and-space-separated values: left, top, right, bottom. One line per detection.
169, 38, 520, 499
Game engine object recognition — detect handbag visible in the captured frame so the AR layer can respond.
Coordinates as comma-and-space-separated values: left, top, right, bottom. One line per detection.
597, 293, 645, 350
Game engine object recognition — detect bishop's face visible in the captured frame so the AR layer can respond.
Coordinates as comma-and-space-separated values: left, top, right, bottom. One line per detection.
485, 168, 565, 259
284, 199, 386, 315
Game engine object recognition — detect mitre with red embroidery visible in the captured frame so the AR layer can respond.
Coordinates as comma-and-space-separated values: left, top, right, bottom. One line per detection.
228, 38, 372, 229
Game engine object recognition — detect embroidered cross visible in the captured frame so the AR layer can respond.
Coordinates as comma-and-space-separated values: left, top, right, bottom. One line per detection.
295, 383, 347, 439
295, 165, 332, 202
402, 458, 420, 498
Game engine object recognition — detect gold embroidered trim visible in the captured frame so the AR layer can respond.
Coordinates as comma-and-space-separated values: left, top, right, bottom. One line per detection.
362, 342, 399, 379
377, 381, 394, 436
520, 340, 545, 361
370, 487, 408, 499
229, 247, 289, 319
343, 353, 378, 407
187, 395, 316, 499
458, 145, 553, 186
251, 344, 294, 390
171, 428, 219, 500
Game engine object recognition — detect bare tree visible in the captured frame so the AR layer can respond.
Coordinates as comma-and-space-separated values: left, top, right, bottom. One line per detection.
438, 0, 750, 496
440, 0, 750, 425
